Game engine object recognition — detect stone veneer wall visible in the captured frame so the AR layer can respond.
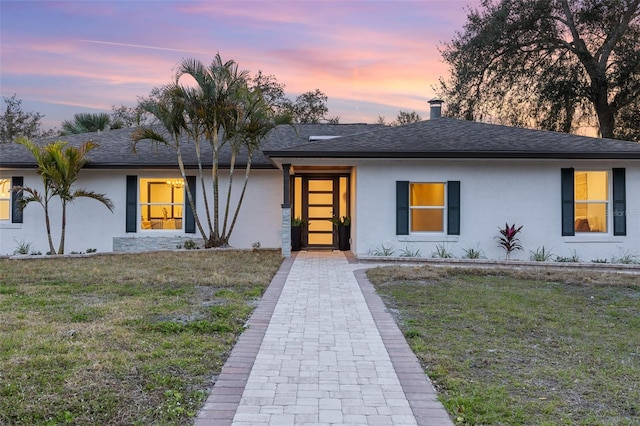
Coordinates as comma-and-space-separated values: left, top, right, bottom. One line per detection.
113, 236, 205, 253
281, 207, 291, 258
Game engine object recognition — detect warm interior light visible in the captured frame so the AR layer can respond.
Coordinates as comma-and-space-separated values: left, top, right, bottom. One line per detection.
166, 179, 184, 188
0, 179, 9, 197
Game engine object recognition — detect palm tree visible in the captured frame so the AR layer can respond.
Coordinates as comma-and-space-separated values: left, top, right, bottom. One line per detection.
223, 87, 292, 240
134, 55, 290, 248
14, 138, 57, 253
15, 138, 114, 254
131, 85, 208, 240
175, 55, 250, 247
61, 113, 112, 135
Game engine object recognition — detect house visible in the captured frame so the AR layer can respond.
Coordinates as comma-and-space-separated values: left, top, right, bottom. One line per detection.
2, 107, 640, 261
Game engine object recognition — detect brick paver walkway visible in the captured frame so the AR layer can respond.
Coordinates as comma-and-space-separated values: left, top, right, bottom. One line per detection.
196, 251, 453, 426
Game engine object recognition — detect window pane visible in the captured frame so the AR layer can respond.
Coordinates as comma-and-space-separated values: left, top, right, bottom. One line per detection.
410, 183, 444, 207
339, 176, 348, 219
308, 206, 333, 218
575, 203, 607, 233
308, 193, 333, 205
308, 180, 332, 191
139, 178, 184, 230
308, 219, 333, 232
411, 209, 444, 232
0, 199, 9, 220
308, 233, 333, 245
294, 177, 302, 219
575, 171, 608, 201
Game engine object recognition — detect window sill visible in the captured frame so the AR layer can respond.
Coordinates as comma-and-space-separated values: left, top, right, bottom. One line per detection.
398, 235, 459, 243
563, 235, 625, 244
0, 222, 21, 229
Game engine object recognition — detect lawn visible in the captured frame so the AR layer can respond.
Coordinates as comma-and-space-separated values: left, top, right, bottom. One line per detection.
0, 249, 282, 425
368, 266, 640, 426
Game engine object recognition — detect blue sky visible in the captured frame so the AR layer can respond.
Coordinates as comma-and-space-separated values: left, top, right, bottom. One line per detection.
1, 1, 478, 129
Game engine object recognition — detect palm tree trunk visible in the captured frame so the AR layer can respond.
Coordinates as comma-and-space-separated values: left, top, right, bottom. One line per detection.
227, 154, 252, 240
58, 201, 66, 254
44, 199, 56, 255
194, 139, 214, 238
211, 133, 220, 244
221, 149, 236, 238
177, 153, 208, 240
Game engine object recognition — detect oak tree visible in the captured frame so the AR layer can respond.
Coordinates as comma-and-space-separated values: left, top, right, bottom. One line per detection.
438, 0, 640, 140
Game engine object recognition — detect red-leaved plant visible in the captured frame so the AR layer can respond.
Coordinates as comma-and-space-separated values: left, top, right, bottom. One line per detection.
496, 223, 523, 260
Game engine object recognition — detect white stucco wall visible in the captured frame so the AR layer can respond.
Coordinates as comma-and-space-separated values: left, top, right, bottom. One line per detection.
353, 159, 640, 262
0, 168, 283, 255
4, 158, 638, 261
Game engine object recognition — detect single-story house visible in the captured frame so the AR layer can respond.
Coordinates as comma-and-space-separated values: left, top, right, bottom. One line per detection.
2, 106, 640, 261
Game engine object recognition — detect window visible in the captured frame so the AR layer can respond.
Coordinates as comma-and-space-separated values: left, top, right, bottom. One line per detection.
139, 178, 184, 230
574, 171, 608, 233
410, 183, 445, 232
562, 168, 625, 236
0, 179, 10, 221
397, 181, 459, 236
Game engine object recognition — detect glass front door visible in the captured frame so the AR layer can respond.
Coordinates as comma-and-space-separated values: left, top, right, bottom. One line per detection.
306, 178, 336, 247
291, 175, 350, 250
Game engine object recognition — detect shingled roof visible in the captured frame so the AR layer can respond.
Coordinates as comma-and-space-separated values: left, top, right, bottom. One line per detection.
2, 119, 639, 170
0, 123, 381, 169
264, 118, 640, 159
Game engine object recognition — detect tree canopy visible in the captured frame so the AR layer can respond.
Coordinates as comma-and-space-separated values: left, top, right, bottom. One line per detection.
376, 110, 422, 126
438, 0, 640, 141
0, 95, 56, 143
61, 112, 116, 135
249, 72, 333, 123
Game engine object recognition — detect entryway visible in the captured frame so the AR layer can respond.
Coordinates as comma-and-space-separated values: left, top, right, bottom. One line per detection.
291, 174, 350, 250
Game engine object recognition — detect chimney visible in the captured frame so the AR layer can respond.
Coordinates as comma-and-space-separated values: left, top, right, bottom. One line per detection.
428, 99, 444, 119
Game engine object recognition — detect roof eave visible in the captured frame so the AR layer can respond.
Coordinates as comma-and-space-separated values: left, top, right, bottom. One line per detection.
263, 150, 640, 160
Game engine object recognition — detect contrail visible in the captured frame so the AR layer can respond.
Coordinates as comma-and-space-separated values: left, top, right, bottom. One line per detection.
78, 39, 212, 55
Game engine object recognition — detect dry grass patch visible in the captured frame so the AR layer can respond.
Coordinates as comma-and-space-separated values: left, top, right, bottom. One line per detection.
0, 250, 282, 425
368, 265, 640, 425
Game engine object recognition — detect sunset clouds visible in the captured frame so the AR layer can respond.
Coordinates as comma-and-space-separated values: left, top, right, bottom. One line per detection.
1, 1, 478, 129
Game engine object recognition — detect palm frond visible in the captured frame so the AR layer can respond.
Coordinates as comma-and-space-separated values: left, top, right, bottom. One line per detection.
72, 189, 115, 212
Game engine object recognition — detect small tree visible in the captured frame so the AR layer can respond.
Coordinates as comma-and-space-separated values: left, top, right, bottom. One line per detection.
392, 111, 422, 126
14, 138, 114, 254
0, 94, 56, 143
110, 103, 149, 128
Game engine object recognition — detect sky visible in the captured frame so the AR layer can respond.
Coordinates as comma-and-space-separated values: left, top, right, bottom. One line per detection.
1, 0, 480, 130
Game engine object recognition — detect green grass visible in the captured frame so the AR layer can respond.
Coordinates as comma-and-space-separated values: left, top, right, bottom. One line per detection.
0, 249, 282, 425
368, 266, 640, 425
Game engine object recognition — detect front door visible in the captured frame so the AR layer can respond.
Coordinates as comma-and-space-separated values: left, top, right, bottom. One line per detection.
291, 175, 350, 250
304, 177, 337, 248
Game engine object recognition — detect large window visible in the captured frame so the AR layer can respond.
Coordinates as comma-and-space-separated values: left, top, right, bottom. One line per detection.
0, 179, 10, 221
410, 183, 445, 232
574, 171, 608, 233
139, 178, 184, 230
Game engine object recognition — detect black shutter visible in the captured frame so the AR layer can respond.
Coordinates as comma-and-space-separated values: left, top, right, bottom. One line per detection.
125, 176, 137, 233
184, 176, 196, 234
447, 181, 460, 235
561, 168, 575, 236
396, 181, 409, 235
612, 168, 626, 236
11, 176, 23, 224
